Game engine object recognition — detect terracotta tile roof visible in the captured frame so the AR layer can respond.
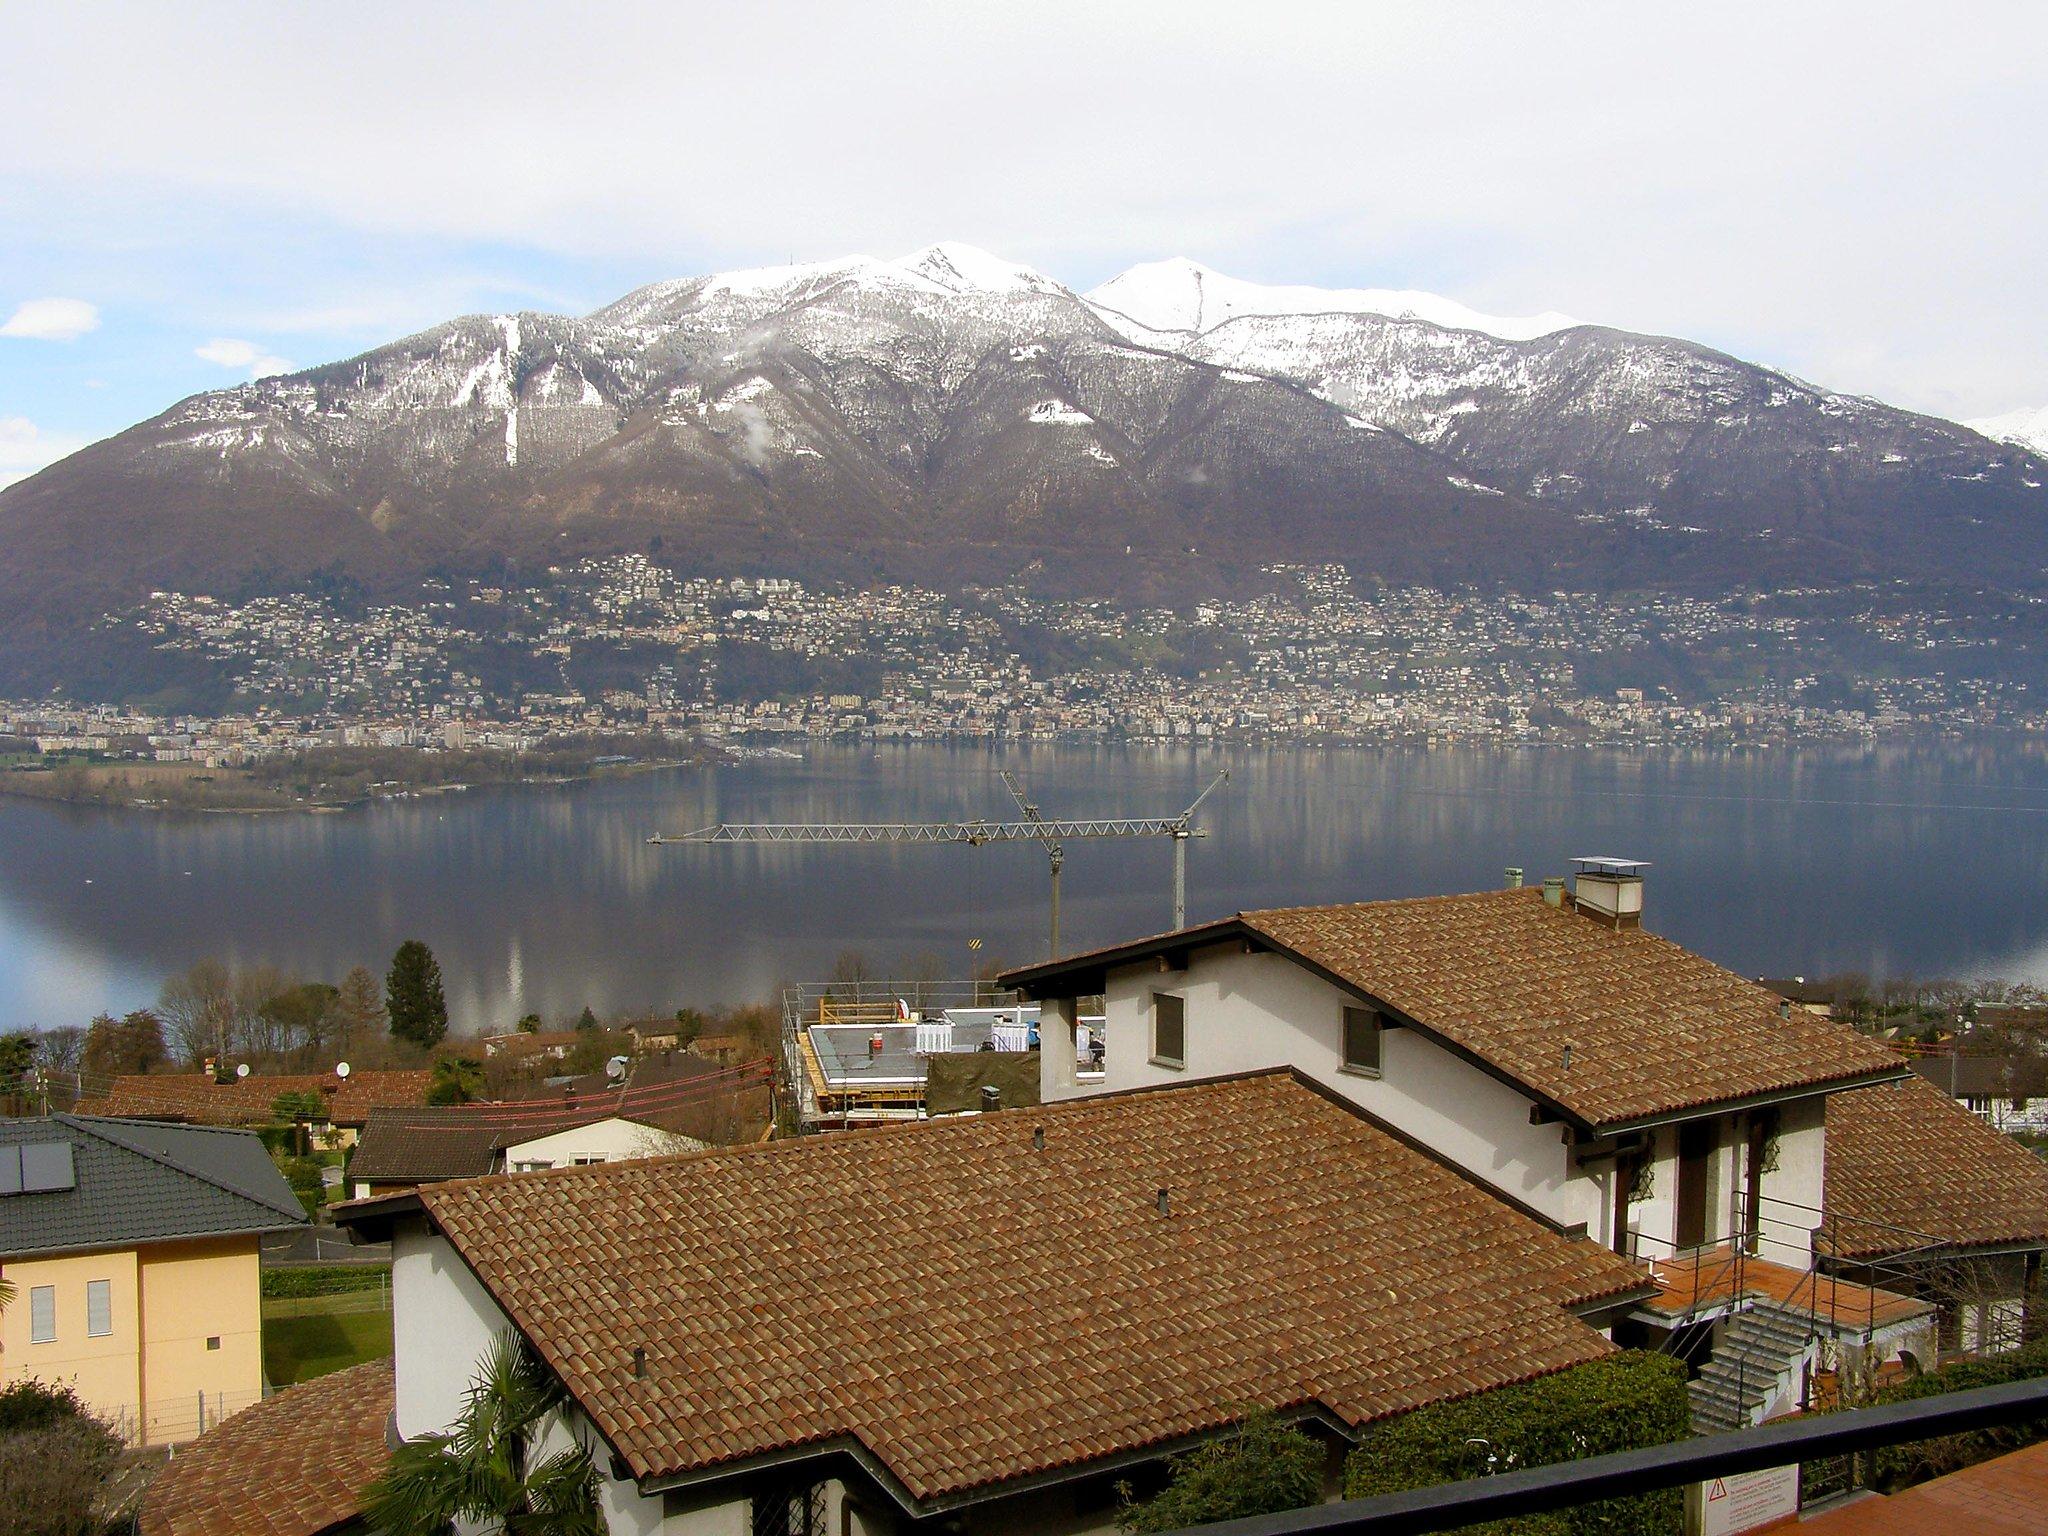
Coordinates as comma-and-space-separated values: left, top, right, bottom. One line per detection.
1240, 892, 1907, 1128
80, 1070, 433, 1128
140, 1360, 392, 1536
1824, 1076, 2048, 1260
1011, 890, 1905, 1129
411, 1070, 1647, 1504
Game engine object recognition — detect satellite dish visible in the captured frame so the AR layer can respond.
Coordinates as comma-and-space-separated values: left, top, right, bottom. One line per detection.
235, 1063, 250, 1079
605, 1055, 630, 1084
335, 1061, 352, 1080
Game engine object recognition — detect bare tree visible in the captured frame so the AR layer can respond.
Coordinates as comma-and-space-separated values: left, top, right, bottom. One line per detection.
158, 958, 237, 1067
332, 965, 387, 1060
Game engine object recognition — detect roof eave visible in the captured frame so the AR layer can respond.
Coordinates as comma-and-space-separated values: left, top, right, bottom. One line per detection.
1590, 1063, 1914, 1137
632, 1402, 1361, 1518
0, 1215, 307, 1264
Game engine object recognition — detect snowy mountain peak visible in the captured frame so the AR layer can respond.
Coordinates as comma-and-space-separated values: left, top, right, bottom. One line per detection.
1969, 405, 2048, 457
1085, 258, 1578, 344
890, 241, 1061, 296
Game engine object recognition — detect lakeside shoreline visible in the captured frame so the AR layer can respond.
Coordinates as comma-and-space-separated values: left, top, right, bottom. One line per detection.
0, 752, 714, 815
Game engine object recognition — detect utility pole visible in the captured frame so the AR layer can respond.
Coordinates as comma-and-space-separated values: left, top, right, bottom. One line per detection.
650, 770, 1229, 954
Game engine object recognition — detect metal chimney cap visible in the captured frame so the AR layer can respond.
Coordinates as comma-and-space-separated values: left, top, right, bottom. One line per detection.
1572, 856, 1650, 876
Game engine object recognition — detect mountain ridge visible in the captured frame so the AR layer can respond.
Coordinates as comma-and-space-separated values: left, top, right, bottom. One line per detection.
3, 243, 2044, 693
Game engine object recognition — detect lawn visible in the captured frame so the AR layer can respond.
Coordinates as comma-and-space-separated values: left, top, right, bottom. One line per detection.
262, 1290, 394, 1387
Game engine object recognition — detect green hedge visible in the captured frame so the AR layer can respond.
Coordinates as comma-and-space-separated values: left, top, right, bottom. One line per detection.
1343, 1353, 1690, 1536
260, 1264, 392, 1298
1120, 1412, 1326, 1533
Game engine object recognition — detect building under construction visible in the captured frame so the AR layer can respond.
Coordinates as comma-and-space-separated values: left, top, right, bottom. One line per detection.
781, 981, 1103, 1130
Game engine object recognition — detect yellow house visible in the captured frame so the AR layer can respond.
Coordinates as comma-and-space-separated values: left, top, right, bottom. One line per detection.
0, 1114, 306, 1444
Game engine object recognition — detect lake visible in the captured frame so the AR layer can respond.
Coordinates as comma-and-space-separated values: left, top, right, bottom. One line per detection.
5, 741, 2048, 1034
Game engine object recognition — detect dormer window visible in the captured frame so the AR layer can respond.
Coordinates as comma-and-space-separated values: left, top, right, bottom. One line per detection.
1341, 1006, 1384, 1077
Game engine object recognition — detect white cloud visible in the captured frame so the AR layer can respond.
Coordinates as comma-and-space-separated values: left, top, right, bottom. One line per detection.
1, 4, 2046, 414
0, 416, 90, 489
0, 297, 100, 341
194, 338, 294, 378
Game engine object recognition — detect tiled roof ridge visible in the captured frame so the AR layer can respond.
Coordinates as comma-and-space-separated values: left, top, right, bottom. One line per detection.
1240, 886, 1534, 921
405, 1066, 1309, 1207
52, 1113, 306, 1225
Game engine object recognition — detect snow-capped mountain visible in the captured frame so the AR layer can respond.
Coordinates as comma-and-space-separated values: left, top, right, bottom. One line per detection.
1970, 406, 2048, 458
2, 242, 2043, 690
1087, 257, 1576, 344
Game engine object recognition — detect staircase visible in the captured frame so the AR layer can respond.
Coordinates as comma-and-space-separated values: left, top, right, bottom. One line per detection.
1688, 1301, 1815, 1433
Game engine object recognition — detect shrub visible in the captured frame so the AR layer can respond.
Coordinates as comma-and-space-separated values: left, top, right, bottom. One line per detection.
1869, 1334, 2048, 1488
1120, 1411, 1325, 1533
0, 1386, 121, 1536
0, 1379, 98, 1437
1343, 1353, 1690, 1536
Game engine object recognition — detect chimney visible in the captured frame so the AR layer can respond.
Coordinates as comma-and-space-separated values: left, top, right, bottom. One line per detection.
1570, 857, 1648, 929
1505, 867, 1524, 890
980, 1084, 1002, 1113
1541, 877, 1566, 907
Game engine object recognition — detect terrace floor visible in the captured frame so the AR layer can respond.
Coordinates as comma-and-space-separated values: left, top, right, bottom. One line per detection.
1638, 1244, 1934, 1333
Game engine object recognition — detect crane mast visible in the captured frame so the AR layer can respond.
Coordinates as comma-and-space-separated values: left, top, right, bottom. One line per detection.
650, 770, 1228, 958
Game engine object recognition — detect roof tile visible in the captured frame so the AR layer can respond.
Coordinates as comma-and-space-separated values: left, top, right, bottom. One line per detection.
1239, 890, 1904, 1126
416, 1071, 1646, 1503
140, 1361, 392, 1536
1825, 1076, 2048, 1259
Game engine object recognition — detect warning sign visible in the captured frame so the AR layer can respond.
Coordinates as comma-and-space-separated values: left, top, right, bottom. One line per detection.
1689, 1462, 1800, 1536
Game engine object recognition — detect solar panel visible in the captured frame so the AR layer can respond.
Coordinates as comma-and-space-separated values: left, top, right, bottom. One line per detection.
0, 1146, 19, 1196
19, 1141, 75, 1193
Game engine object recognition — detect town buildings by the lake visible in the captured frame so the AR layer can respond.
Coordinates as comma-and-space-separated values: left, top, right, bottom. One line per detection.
6, 559, 2042, 766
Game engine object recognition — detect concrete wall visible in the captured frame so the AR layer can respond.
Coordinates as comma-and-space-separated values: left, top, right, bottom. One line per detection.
391, 1225, 513, 1440
1076, 943, 1599, 1230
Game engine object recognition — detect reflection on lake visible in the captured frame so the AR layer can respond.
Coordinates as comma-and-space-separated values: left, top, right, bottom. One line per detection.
4, 741, 2047, 1033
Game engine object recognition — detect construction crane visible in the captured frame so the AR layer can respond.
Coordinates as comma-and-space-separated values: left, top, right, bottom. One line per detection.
649, 770, 1229, 958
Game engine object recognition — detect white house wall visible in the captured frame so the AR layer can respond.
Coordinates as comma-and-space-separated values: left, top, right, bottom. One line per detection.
391, 1226, 515, 1441
1085, 945, 1602, 1232
504, 1116, 703, 1171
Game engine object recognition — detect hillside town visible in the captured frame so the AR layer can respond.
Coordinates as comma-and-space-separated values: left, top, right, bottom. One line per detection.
5, 560, 2042, 770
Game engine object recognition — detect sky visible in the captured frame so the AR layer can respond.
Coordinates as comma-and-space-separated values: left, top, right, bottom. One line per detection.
3, 0, 2045, 489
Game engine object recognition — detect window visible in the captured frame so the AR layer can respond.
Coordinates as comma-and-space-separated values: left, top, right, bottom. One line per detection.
205, 1336, 221, 1351
1341, 1006, 1384, 1076
29, 1285, 55, 1344
86, 1279, 111, 1338
572, 1155, 607, 1166
1151, 993, 1186, 1067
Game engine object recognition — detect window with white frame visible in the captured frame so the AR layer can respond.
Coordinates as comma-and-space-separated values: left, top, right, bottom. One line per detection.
1341, 1005, 1384, 1076
86, 1279, 112, 1337
1151, 993, 1186, 1067
29, 1285, 55, 1344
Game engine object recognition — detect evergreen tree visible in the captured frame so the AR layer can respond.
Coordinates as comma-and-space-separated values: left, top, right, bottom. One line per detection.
574, 1005, 599, 1032
386, 941, 449, 1049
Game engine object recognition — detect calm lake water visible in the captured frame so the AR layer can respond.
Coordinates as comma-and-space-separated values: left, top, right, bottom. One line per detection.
5, 742, 2048, 1034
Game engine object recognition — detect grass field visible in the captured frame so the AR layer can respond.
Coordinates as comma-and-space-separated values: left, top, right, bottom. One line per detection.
262, 1289, 394, 1387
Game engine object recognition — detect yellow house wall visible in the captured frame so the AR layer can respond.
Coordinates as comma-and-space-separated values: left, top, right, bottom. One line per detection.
138, 1237, 265, 1444
0, 1248, 143, 1439
0, 1237, 264, 1445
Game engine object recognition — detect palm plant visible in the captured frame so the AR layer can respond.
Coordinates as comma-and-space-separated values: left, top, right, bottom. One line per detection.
363, 1332, 602, 1536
